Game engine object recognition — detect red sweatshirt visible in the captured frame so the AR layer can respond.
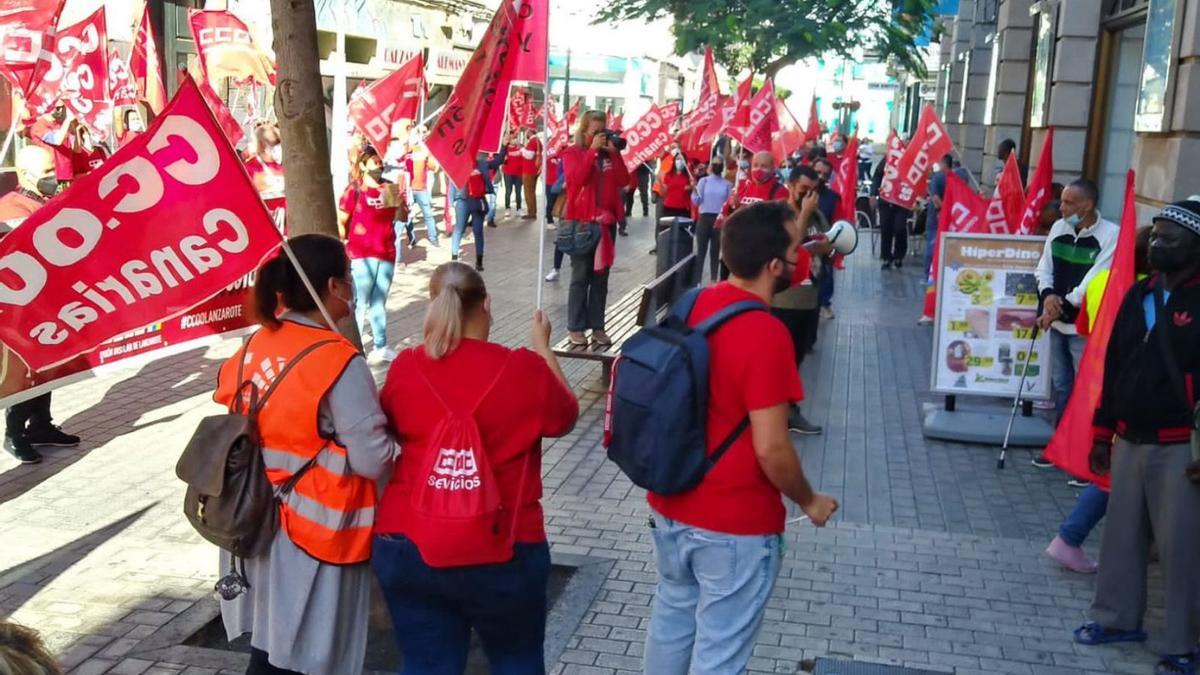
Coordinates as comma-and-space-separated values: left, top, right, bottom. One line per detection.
722, 178, 788, 217
562, 144, 630, 271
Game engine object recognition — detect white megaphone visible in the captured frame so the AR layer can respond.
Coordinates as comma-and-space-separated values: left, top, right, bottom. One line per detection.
826, 219, 859, 255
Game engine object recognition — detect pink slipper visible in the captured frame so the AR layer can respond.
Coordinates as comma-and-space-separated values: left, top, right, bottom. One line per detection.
1046, 535, 1098, 574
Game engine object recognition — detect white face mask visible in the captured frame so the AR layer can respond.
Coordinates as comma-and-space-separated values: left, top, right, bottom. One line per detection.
269, 145, 282, 164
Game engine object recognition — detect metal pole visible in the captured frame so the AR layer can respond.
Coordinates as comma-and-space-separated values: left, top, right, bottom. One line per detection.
278, 237, 341, 335
563, 46, 571, 110
997, 326, 1041, 469
536, 82, 548, 309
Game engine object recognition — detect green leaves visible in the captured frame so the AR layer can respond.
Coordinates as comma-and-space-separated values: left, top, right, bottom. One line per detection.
596, 0, 940, 78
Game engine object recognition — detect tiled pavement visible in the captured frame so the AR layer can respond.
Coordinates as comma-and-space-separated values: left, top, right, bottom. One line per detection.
0, 208, 1168, 674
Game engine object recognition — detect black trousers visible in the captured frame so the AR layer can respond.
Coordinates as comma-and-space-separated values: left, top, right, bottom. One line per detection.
624, 169, 650, 217
772, 308, 818, 368
878, 201, 910, 263
567, 228, 614, 332
6, 393, 52, 438
694, 213, 722, 282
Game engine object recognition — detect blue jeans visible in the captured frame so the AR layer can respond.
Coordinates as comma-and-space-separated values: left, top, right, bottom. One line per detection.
644, 511, 782, 675
818, 264, 834, 308
1051, 330, 1085, 421
412, 189, 437, 244
1059, 484, 1109, 547
924, 208, 939, 278
350, 257, 394, 349
452, 203, 485, 258
486, 192, 496, 223
372, 534, 550, 675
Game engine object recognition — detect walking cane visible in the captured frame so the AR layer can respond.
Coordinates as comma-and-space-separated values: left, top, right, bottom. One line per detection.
998, 326, 1041, 469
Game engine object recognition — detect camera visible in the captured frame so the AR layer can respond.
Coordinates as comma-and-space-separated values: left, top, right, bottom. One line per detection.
601, 130, 628, 151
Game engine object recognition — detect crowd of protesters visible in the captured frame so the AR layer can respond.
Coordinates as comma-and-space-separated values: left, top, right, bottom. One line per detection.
3, 80, 1199, 675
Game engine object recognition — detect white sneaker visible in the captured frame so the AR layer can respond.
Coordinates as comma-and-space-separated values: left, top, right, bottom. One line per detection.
545, 268, 560, 282
367, 346, 398, 364
820, 306, 835, 320
917, 315, 934, 325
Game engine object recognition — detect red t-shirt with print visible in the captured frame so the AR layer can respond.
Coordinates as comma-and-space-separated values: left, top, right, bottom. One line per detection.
647, 282, 804, 535
375, 341, 580, 543
662, 172, 692, 211
339, 184, 398, 261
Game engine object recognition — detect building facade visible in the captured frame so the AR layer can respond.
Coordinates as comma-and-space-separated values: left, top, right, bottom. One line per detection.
904, 0, 1199, 221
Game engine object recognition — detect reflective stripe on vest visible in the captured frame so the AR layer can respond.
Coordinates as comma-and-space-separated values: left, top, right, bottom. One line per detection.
214, 321, 375, 565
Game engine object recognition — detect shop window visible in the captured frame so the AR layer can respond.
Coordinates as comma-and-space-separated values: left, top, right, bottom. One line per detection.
1134, 0, 1180, 132
982, 33, 1000, 126
1027, 6, 1055, 128
411, 15, 427, 39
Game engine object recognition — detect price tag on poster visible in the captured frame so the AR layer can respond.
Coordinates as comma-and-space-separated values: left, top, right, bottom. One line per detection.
931, 233, 1052, 399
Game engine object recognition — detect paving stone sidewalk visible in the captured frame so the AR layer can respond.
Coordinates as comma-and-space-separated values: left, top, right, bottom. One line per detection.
0, 211, 1166, 675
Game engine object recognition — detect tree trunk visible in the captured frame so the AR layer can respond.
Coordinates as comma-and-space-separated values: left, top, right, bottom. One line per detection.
268, 0, 362, 349
269, 0, 334, 237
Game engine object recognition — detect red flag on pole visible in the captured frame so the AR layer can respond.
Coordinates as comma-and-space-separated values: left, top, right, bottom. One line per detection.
803, 96, 820, 143
659, 101, 681, 126
1018, 128, 1055, 235
609, 112, 624, 133
922, 171, 990, 318
427, 0, 543, 187
833, 135, 859, 223
880, 104, 953, 209
0, 74, 282, 372
25, 7, 111, 140
509, 0, 548, 83
131, 3, 167, 114
727, 74, 755, 136
1044, 171, 1138, 488
349, 53, 426, 157
0, 0, 65, 98
771, 98, 806, 164
677, 124, 712, 167
622, 104, 672, 174
197, 75, 245, 147
740, 80, 778, 154
565, 99, 579, 130
109, 49, 137, 108
189, 10, 276, 87
995, 153, 1027, 233
695, 47, 724, 144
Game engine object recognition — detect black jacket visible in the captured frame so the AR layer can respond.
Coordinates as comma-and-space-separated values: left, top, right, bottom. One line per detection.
1094, 273, 1200, 444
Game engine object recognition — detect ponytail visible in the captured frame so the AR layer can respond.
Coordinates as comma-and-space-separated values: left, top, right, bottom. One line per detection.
423, 261, 487, 359
251, 234, 349, 328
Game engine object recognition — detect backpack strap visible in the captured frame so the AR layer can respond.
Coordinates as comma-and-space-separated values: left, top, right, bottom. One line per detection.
252, 339, 341, 414
693, 300, 767, 335
232, 331, 260, 415
671, 287, 704, 323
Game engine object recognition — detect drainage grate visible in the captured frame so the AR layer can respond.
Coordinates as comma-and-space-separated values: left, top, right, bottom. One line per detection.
814, 658, 949, 675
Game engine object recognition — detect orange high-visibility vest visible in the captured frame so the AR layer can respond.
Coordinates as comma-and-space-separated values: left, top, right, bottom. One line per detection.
214, 320, 376, 565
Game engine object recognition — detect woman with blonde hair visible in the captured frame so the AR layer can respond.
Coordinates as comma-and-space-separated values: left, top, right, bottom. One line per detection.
373, 261, 579, 674
559, 110, 629, 347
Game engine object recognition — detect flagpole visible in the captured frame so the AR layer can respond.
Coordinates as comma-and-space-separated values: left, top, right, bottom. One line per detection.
278, 237, 341, 335
535, 38, 550, 309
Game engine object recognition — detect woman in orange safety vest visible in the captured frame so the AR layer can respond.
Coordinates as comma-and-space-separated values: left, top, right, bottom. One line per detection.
213, 234, 397, 675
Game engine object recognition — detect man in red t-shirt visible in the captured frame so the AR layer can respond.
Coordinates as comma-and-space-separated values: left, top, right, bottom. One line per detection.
502, 133, 525, 214
644, 200, 838, 675
521, 130, 542, 220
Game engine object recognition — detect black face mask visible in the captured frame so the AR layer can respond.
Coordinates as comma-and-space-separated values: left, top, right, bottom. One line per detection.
1149, 244, 1194, 274
36, 174, 58, 197
772, 258, 795, 294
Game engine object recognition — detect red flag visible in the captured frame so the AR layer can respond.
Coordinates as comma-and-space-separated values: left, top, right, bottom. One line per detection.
348, 53, 426, 157
995, 153, 1027, 233
922, 171, 990, 317
0, 0, 65, 98
523, 94, 539, 128
197, 75, 245, 147
880, 104, 953, 209
1018, 127, 1055, 235
26, 8, 111, 140
609, 113, 624, 133
509, 87, 529, 131
659, 101, 681, 126
565, 99, 579, 130
803, 97, 820, 143
0, 74, 281, 372
189, 10, 275, 87
109, 49, 137, 108
833, 135, 859, 223
130, 4, 166, 114
605, 106, 614, 130
677, 124, 712, 167
622, 105, 672, 174
509, 0, 548, 83
771, 98, 806, 164
1044, 171, 1137, 488
740, 80, 778, 154
427, 0, 540, 187
728, 74, 755, 136
694, 46, 723, 144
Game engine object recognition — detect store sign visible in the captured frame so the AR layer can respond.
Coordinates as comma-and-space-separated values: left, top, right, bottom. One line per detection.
378, 45, 421, 67
931, 233, 1051, 399
428, 48, 469, 80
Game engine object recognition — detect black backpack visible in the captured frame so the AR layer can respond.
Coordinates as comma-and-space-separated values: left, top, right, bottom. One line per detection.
175, 334, 335, 596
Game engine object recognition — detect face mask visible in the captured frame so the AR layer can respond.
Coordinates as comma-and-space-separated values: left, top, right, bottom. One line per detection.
1148, 245, 1191, 273
333, 281, 356, 314
269, 145, 282, 164
35, 174, 58, 197
1064, 212, 1084, 227
366, 168, 384, 183
772, 258, 794, 294
129, 122, 145, 133
739, 160, 750, 170
751, 168, 772, 184
817, 173, 830, 184
833, 142, 845, 152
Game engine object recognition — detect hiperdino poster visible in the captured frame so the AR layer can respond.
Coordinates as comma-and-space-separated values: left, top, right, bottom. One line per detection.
931, 233, 1052, 399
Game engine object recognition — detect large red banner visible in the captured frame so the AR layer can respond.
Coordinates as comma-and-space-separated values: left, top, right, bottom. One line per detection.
130, 4, 166, 114
509, 0, 548, 83
1044, 171, 1137, 488
429, 0, 540, 187
880, 104, 953, 209
0, 0, 65, 97
27, 8, 111, 139
1018, 128, 1055, 236
695, 47, 723, 144
189, 10, 275, 87
349, 53, 425, 157
0, 75, 281, 374
622, 104, 672, 174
